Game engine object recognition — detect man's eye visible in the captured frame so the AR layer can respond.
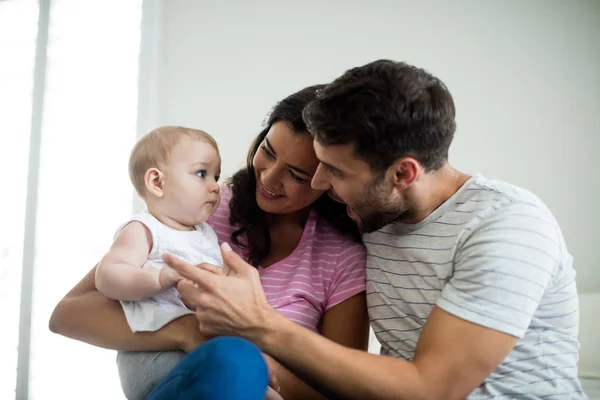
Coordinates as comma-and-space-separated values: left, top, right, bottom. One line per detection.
196, 170, 207, 178
327, 165, 342, 178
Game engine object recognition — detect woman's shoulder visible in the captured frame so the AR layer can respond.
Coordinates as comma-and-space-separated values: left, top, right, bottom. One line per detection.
309, 214, 366, 304
311, 213, 365, 257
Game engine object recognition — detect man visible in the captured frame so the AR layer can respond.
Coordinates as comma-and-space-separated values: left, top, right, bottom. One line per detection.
169, 60, 586, 399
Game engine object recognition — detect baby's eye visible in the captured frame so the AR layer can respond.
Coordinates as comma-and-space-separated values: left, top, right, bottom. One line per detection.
196, 170, 207, 178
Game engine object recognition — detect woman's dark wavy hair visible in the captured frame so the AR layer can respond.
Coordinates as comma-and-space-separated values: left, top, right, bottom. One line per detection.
228, 85, 360, 267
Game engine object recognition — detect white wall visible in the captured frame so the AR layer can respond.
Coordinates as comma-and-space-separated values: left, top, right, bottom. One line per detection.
147, 0, 600, 292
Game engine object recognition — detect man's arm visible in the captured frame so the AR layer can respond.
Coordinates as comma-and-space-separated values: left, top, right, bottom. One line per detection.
95, 221, 180, 300
174, 246, 517, 400
172, 247, 516, 399
257, 304, 517, 400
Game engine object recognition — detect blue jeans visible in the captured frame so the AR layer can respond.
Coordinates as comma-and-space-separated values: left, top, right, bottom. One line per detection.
146, 336, 269, 400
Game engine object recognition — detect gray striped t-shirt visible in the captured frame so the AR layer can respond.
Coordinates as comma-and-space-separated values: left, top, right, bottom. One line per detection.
364, 174, 587, 399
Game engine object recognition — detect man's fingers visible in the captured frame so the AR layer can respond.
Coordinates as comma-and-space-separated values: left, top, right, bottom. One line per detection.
176, 280, 198, 309
176, 280, 199, 305
198, 262, 225, 276
265, 386, 284, 400
162, 253, 193, 276
269, 372, 281, 393
262, 353, 281, 393
178, 294, 196, 310
220, 242, 254, 277
163, 253, 218, 290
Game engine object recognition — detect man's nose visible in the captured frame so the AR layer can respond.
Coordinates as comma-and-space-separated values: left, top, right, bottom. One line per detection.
311, 163, 331, 191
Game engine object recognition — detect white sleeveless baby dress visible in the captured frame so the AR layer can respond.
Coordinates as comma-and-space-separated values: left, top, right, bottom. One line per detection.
117, 212, 223, 332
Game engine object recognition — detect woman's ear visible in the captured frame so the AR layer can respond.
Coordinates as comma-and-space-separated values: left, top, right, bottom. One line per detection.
145, 167, 165, 198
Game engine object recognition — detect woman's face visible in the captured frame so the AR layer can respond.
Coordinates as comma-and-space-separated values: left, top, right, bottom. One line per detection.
253, 121, 324, 215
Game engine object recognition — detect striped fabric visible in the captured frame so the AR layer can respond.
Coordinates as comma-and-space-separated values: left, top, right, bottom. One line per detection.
208, 186, 366, 332
365, 175, 587, 399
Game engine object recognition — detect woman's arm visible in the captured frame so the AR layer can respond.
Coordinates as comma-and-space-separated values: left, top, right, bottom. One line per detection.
49, 265, 205, 353
267, 292, 369, 400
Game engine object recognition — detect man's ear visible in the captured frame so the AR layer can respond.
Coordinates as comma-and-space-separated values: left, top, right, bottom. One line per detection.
145, 167, 165, 198
388, 157, 420, 190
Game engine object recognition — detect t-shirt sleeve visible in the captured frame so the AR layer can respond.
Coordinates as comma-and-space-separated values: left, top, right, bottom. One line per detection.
437, 202, 562, 338
325, 238, 367, 310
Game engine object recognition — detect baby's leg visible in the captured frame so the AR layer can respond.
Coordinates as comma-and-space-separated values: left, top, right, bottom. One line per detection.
117, 350, 185, 400
146, 337, 269, 400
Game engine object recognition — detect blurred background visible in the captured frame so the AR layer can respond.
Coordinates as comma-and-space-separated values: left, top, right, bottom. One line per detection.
1, 0, 598, 398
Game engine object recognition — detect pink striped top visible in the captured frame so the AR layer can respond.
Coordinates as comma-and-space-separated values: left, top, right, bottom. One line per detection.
208, 186, 366, 332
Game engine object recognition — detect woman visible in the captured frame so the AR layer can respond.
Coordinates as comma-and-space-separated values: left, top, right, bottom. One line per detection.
49, 85, 369, 400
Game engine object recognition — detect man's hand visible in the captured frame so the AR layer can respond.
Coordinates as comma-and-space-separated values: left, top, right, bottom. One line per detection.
265, 386, 284, 400
264, 353, 283, 399
162, 243, 278, 341
158, 266, 183, 290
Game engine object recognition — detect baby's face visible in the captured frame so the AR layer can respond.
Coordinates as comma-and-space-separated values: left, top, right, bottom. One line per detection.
160, 137, 221, 227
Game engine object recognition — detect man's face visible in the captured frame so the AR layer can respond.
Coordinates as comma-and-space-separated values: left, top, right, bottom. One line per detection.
312, 140, 411, 233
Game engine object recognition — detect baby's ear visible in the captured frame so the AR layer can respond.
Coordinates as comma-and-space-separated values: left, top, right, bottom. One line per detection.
145, 167, 164, 198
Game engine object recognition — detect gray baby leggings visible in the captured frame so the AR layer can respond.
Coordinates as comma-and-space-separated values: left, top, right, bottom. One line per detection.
117, 350, 185, 400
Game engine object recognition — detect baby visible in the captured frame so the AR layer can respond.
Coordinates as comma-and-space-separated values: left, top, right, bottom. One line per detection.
95, 126, 223, 333
97, 126, 282, 400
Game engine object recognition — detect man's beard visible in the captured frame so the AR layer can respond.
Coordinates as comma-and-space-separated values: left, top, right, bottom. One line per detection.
352, 179, 412, 234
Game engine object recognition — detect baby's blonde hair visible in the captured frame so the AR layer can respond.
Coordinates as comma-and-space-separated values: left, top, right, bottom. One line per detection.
129, 126, 219, 197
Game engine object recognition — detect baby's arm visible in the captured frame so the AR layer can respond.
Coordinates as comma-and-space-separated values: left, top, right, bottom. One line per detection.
95, 221, 180, 300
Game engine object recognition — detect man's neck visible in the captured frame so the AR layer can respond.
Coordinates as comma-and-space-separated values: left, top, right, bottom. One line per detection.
404, 165, 471, 224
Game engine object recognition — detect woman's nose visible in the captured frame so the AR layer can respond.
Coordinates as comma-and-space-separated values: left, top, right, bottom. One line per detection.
261, 164, 283, 188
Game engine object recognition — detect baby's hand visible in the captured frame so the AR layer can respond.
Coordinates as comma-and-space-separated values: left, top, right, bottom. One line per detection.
158, 266, 183, 289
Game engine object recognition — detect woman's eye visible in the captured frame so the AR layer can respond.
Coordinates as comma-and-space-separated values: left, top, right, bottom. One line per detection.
261, 146, 275, 159
289, 170, 307, 183
196, 170, 207, 178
